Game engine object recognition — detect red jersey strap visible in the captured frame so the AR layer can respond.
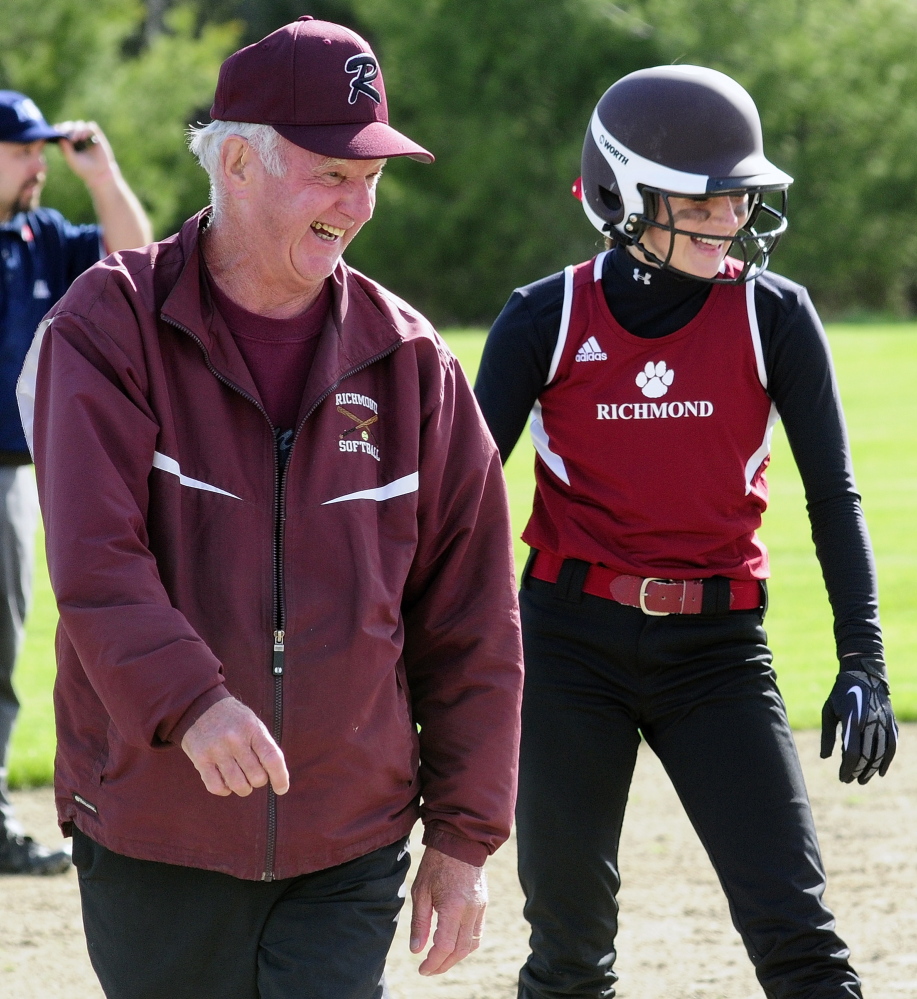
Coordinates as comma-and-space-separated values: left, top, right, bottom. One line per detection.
545, 252, 611, 386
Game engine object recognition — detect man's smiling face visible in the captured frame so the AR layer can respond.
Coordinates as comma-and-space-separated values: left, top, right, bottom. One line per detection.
245, 138, 385, 302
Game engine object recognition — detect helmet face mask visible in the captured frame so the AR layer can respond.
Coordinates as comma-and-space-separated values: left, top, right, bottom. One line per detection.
580, 65, 793, 284
631, 186, 789, 283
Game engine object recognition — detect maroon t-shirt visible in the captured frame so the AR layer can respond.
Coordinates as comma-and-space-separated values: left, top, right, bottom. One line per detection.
206, 276, 330, 432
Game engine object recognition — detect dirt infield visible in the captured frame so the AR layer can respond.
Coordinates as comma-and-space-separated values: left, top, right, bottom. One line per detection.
2, 725, 914, 999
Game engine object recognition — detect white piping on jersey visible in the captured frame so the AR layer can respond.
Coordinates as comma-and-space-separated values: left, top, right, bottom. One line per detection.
529, 400, 570, 485
744, 401, 779, 495
152, 452, 242, 500
593, 249, 610, 283
530, 259, 585, 486
546, 266, 575, 385
322, 471, 418, 505
746, 279, 767, 389
742, 277, 779, 493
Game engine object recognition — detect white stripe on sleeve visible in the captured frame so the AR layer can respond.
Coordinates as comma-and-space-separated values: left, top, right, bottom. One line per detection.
16, 317, 51, 457
322, 471, 419, 506
152, 452, 242, 500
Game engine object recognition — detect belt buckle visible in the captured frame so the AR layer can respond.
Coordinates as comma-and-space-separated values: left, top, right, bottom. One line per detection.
638, 577, 679, 616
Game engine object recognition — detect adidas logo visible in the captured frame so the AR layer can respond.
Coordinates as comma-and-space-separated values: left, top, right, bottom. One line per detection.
575, 336, 607, 362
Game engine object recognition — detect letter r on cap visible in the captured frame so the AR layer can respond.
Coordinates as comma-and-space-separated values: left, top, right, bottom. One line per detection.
345, 54, 381, 104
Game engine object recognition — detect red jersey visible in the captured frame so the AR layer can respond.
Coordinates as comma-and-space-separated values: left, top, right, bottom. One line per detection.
523, 251, 778, 580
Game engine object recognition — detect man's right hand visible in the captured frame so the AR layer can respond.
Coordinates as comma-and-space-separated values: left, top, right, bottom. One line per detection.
181, 698, 289, 797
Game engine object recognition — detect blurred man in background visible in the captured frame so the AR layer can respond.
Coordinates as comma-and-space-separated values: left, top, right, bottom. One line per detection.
0, 89, 151, 875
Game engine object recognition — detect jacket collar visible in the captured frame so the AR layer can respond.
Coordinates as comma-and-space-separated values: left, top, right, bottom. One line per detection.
160, 210, 405, 414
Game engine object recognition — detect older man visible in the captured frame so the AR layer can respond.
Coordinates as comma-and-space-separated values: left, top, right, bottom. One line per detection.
0, 90, 150, 875
19, 16, 522, 999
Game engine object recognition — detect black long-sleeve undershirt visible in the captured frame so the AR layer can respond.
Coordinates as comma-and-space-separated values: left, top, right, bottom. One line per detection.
473, 246, 882, 658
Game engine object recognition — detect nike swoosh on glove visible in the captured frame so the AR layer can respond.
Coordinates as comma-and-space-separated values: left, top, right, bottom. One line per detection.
820, 654, 898, 784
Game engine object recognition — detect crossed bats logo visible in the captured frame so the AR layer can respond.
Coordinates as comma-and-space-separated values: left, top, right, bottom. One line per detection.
338, 405, 379, 443
345, 54, 381, 105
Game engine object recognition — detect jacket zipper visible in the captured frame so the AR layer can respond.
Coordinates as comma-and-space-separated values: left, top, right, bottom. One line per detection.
263, 450, 284, 881
166, 315, 401, 880
164, 317, 284, 880
263, 629, 284, 880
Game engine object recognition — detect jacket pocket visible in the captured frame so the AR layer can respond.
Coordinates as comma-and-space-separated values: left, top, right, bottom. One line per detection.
394, 656, 420, 782
90, 730, 110, 785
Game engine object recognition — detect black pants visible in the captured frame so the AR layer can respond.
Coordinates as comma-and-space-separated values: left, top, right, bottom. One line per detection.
516, 577, 861, 999
72, 827, 410, 999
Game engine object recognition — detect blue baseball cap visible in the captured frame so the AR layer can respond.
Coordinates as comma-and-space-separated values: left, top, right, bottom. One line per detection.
0, 91, 65, 143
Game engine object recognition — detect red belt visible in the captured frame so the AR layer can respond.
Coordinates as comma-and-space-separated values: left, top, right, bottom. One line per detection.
529, 550, 763, 616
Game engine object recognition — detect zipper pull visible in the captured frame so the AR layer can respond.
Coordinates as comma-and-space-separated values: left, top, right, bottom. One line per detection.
272, 630, 285, 676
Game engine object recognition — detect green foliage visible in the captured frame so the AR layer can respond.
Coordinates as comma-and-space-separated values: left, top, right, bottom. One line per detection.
6, 0, 917, 318
0, 0, 240, 238
340, 0, 917, 323
631, 0, 917, 317
180, 0, 366, 48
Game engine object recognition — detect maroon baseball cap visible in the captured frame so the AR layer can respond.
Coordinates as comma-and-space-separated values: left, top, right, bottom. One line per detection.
210, 16, 433, 163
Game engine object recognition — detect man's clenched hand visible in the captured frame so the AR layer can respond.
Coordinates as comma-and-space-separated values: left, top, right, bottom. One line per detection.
181, 697, 289, 797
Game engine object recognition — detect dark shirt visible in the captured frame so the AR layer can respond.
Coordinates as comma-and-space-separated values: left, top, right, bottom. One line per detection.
0, 207, 101, 459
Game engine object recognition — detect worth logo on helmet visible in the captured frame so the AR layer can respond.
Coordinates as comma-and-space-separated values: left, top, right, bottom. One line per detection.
345, 54, 381, 104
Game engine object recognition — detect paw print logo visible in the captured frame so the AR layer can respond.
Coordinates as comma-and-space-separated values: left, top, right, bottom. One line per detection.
635, 361, 674, 398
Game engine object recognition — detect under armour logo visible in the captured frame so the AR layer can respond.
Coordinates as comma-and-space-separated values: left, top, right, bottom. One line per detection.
633, 268, 652, 285
345, 54, 381, 105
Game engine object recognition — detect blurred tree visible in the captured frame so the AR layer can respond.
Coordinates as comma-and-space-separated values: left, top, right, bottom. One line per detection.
340, 0, 664, 324
633, 0, 917, 316
231, 0, 364, 45
177, 0, 365, 47
7, 0, 917, 318
342, 0, 917, 321
0, 0, 239, 238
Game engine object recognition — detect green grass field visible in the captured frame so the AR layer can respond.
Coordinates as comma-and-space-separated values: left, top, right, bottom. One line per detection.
9, 324, 917, 787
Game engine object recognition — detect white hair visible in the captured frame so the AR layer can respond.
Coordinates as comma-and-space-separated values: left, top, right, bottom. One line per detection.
186, 120, 287, 213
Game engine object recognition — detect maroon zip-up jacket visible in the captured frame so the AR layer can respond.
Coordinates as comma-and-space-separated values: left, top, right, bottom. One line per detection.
25, 212, 523, 881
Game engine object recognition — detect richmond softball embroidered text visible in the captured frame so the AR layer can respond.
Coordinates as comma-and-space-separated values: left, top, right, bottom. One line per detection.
336, 392, 380, 460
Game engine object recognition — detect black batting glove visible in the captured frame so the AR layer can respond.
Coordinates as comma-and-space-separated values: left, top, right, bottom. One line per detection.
820, 654, 898, 784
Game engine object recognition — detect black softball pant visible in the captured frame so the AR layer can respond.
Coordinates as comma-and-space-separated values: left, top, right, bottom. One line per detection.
72, 827, 410, 999
516, 577, 862, 999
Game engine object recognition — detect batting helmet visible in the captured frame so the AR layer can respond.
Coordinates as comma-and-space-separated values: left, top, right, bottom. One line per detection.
580, 65, 793, 283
